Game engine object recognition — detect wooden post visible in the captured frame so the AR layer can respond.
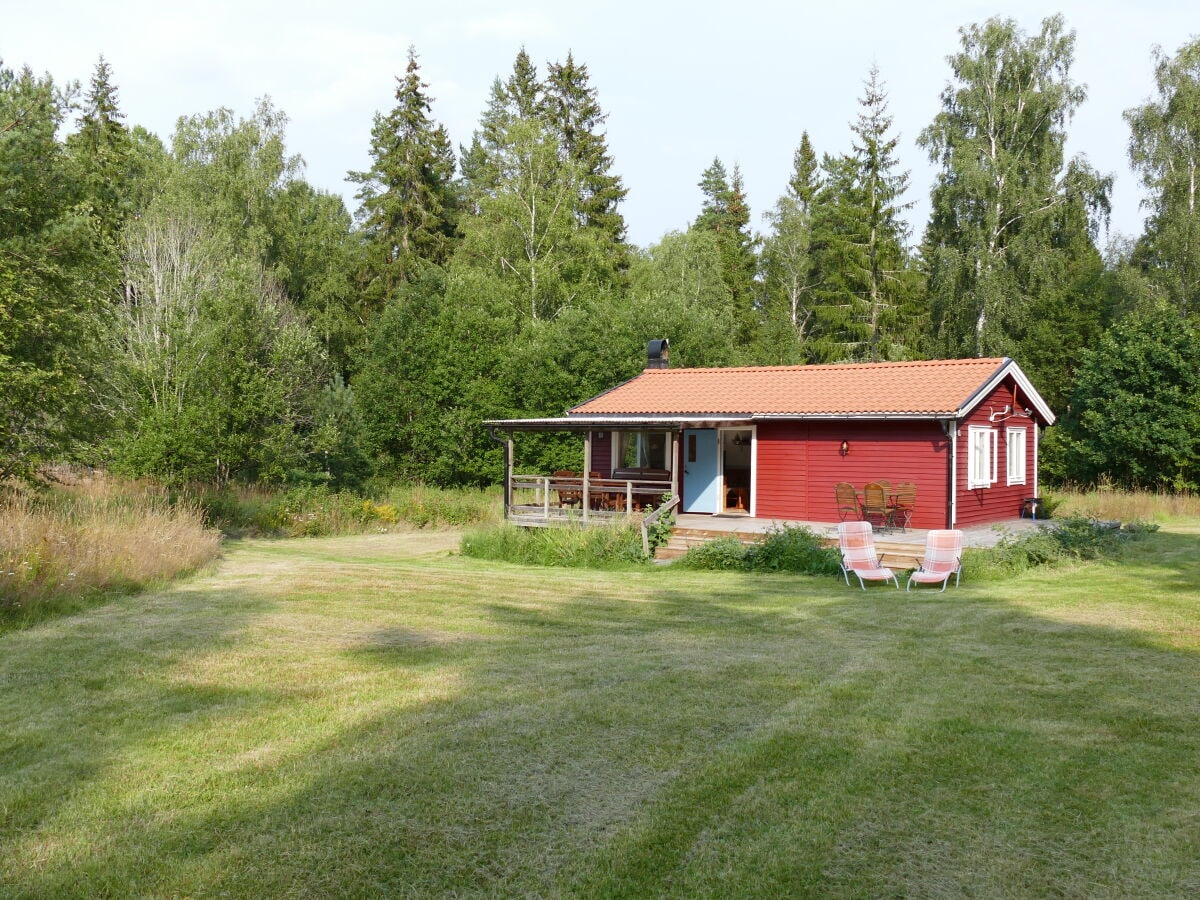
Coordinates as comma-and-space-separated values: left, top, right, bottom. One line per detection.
670, 431, 680, 501
625, 481, 633, 514
542, 476, 550, 521
504, 437, 514, 520
582, 433, 591, 523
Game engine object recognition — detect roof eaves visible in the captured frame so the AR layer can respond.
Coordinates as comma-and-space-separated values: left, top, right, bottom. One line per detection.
956, 358, 1057, 425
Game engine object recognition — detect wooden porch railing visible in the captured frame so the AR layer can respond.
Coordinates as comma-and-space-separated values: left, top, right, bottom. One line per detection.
509, 474, 673, 526
639, 494, 680, 557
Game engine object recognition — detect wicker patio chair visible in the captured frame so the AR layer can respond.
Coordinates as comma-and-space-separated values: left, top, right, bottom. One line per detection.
861, 482, 893, 530
835, 482, 861, 521
892, 481, 917, 529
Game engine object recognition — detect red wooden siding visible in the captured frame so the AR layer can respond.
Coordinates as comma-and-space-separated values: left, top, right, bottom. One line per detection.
756, 420, 951, 529
589, 430, 613, 475
953, 379, 1038, 527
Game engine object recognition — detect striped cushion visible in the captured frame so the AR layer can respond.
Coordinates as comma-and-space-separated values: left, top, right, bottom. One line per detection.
911, 530, 962, 581
838, 522, 892, 577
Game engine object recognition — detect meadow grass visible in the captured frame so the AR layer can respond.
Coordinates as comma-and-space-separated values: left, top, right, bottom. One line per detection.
1, 524, 1198, 896
1050, 484, 1200, 523
0, 473, 221, 626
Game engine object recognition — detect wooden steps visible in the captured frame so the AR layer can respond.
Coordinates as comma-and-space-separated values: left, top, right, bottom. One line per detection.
654, 526, 765, 561
655, 526, 925, 569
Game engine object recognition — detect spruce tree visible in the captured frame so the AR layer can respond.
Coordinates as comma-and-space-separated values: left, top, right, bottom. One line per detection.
68, 56, 135, 241
694, 157, 756, 327
350, 46, 457, 304
543, 52, 628, 244
760, 133, 821, 362
848, 65, 920, 359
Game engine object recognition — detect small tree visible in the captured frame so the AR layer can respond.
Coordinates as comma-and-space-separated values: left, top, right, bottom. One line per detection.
1057, 303, 1200, 489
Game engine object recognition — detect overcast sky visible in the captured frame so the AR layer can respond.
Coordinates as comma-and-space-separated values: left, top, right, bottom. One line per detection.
5, 1, 1196, 248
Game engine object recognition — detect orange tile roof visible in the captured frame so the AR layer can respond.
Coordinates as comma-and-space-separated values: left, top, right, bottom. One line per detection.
569, 358, 1011, 417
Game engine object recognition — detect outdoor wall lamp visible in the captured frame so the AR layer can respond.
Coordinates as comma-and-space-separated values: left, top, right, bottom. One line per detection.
840, 440, 850, 456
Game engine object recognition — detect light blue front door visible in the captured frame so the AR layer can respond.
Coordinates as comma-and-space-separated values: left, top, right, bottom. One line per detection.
683, 429, 719, 513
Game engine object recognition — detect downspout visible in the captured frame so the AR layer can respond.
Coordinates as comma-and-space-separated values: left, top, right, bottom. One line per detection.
1034, 420, 1040, 501
943, 419, 958, 529
486, 426, 512, 520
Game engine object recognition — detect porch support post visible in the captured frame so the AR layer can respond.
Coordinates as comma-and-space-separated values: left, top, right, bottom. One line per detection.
670, 430, 680, 500
582, 432, 592, 523
504, 436, 514, 520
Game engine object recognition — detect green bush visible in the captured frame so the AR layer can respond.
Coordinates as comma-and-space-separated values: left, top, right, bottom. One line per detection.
748, 525, 843, 575
644, 494, 677, 554
674, 536, 750, 571
461, 523, 646, 568
962, 515, 1156, 581
677, 525, 841, 576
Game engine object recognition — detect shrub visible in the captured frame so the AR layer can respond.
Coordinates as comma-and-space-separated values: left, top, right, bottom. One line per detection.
674, 536, 751, 571
747, 525, 843, 575
961, 515, 1157, 581
460, 523, 646, 568
677, 525, 841, 576
644, 493, 677, 554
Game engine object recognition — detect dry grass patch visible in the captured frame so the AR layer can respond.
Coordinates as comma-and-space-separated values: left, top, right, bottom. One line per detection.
0, 472, 221, 620
1052, 485, 1200, 522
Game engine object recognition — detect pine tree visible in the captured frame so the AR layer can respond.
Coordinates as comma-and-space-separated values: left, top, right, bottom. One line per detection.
543, 52, 628, 244
350, 46, 457, 303
801, 69, 919, 362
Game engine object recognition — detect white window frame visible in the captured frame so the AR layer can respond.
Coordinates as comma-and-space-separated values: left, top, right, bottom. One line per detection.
1006, 427, 1027, 486
967, 426, 998, 489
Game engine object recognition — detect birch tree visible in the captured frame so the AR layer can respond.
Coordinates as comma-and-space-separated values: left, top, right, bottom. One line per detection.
1125, 38, 1200, 315
919, 15, 1110, 358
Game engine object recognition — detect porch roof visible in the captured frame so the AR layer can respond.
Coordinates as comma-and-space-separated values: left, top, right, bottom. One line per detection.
485, 415, 755, 433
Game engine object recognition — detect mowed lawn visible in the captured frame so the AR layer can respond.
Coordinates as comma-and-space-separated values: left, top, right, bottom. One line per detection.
2, 527, 1199, 897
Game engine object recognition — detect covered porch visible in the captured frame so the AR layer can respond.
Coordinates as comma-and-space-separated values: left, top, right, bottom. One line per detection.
486, 414, 752, 527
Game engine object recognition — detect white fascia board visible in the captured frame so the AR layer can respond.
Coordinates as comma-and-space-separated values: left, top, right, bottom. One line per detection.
957, 359, 1057, 425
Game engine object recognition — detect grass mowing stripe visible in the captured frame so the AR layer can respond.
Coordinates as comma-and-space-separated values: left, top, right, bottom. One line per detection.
1, 529, 1199, 896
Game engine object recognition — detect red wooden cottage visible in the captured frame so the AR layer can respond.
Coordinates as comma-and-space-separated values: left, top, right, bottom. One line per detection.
486, 344, 1055, 530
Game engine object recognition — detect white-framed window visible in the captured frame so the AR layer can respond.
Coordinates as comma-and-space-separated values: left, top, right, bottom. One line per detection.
1006, 427, 1027, 486
617, 431, 670, 470
967, 426, 998, 489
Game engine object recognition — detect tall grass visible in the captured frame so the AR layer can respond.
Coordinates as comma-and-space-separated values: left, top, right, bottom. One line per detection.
461, 522, 646, 568
1, 473, 221, 621
192, 482, 502, 536
1048, 485, 1200, 522
381, 482, 501, 528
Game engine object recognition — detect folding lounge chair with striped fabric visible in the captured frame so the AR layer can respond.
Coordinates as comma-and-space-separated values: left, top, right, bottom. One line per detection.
837, 521, 899, 590
906, 529, 964, 592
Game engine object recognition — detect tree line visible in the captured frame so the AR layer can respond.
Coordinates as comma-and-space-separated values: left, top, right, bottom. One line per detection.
3, 15, 1200, 491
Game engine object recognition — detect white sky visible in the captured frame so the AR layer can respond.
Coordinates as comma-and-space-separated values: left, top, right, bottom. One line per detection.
6, 1, 1197, 249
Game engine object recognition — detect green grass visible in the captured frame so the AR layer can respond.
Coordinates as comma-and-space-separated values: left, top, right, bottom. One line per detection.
2, 527, 1199, 896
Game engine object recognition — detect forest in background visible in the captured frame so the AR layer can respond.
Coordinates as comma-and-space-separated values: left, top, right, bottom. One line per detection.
3, 14, 1200, 492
